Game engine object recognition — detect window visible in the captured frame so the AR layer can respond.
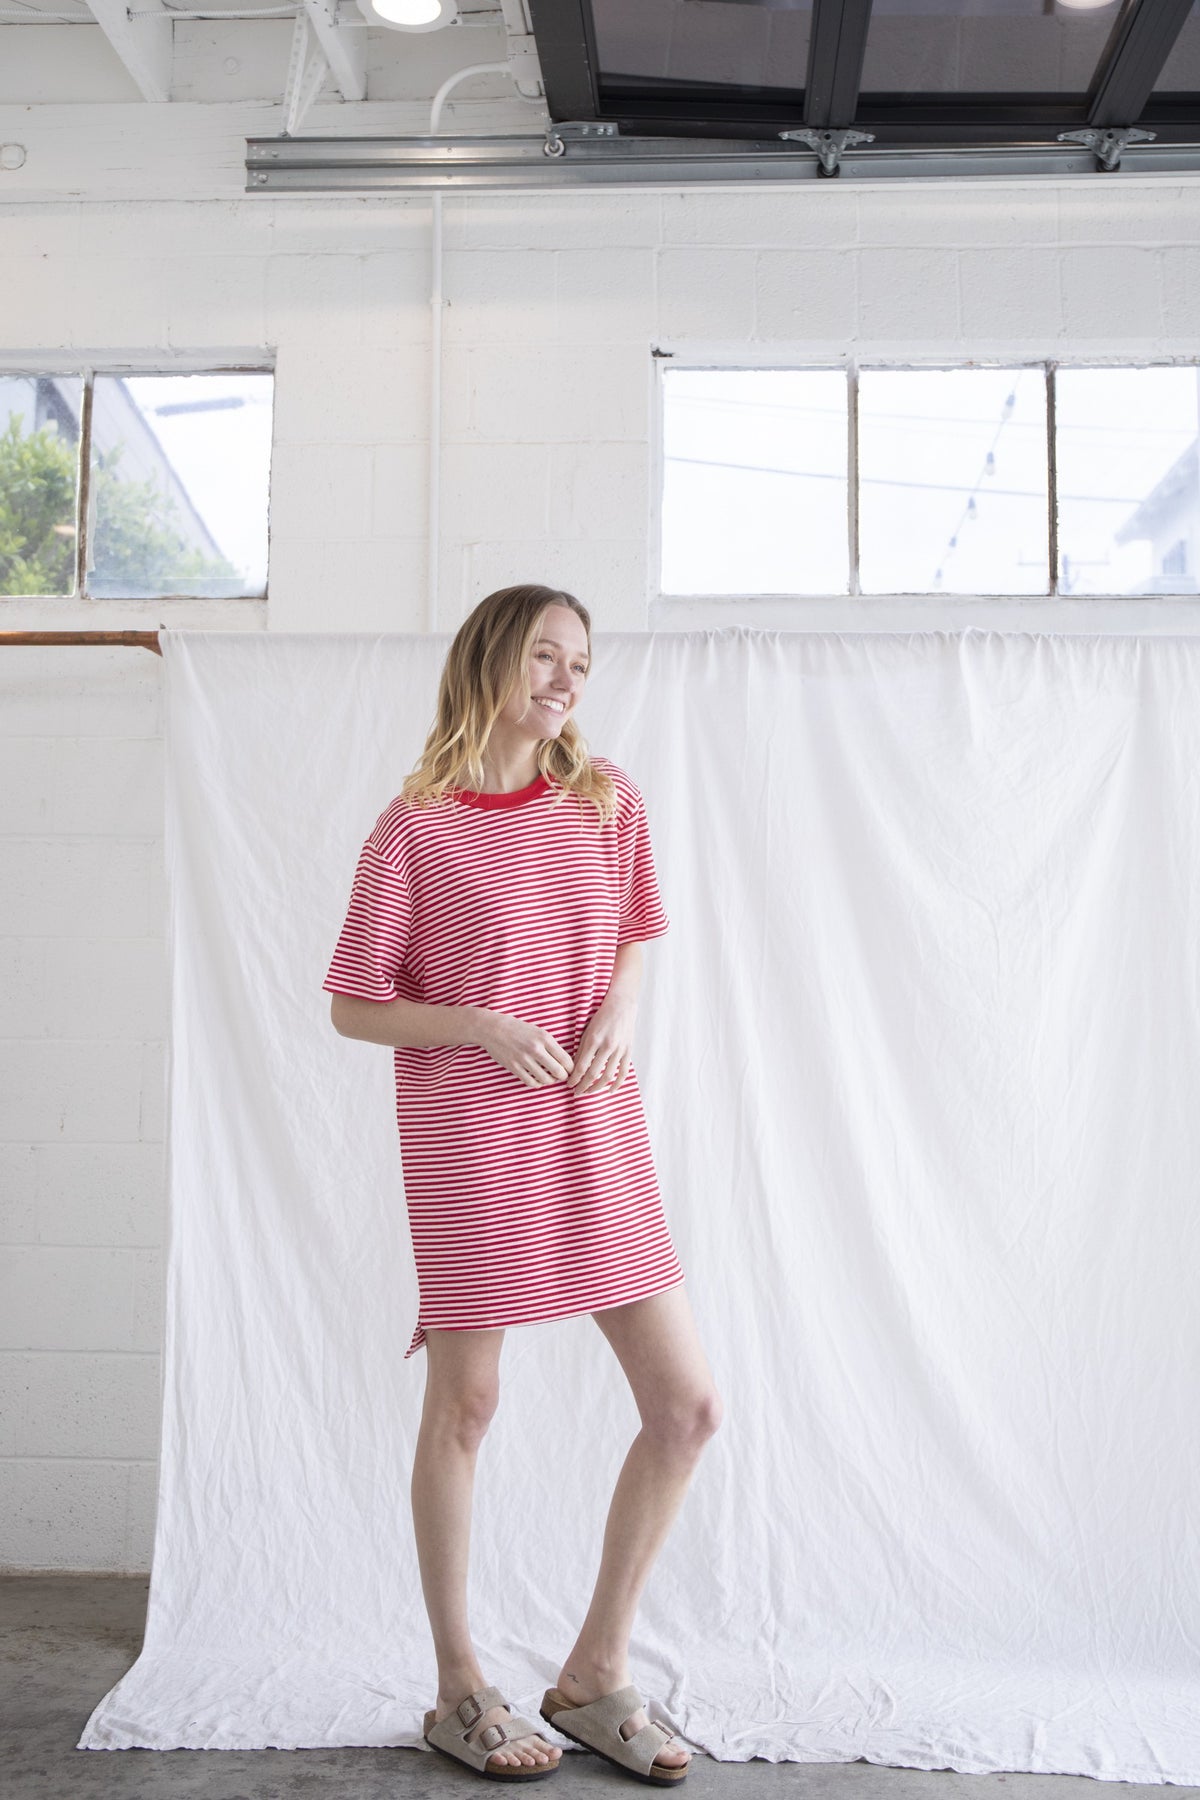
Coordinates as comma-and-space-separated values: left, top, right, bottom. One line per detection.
1054, 365, 1199, 596
661, 369, 848, 596
858, 367, 1047, 596
659, 361, 1200, 599
0, 366, 274, 600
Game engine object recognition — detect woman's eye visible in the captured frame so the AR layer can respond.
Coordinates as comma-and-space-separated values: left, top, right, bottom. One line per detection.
535, 651, 586, 673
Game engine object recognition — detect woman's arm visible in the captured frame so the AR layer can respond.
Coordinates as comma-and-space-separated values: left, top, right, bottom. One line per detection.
331, 942, 646, 1059
330, 992, 490, 1049
604, 940, 643, 1008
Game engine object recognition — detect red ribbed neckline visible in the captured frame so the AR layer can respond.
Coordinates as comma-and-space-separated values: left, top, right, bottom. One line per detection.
449, 773, 553, 810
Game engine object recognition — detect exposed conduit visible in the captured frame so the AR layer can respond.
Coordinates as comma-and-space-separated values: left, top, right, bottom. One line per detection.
426, 59, 535, 632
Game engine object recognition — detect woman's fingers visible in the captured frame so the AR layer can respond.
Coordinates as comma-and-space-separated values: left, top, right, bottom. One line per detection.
571, 1044, 628, 1094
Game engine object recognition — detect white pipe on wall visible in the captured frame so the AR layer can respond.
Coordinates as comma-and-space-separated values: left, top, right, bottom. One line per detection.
426, 61, 518, 633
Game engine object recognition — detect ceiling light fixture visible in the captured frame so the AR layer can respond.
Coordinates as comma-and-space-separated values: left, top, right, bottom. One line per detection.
356, 0, 460, 31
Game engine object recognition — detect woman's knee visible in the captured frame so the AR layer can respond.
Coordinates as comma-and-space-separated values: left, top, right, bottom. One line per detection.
421, 1378, 501, 1445
420, 1331, 503, 1443
645, 1382, 723, 1452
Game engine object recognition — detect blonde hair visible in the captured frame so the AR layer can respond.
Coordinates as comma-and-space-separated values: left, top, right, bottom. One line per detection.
399, 583, 617, 825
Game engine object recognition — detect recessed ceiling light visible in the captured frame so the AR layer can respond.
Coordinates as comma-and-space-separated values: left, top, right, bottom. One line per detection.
355, 0, 460, 30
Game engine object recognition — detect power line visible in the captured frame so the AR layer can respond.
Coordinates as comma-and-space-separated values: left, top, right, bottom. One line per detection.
930, 385, 1022, 588
665, 454, 1141, 504
667, 392, 1196, 440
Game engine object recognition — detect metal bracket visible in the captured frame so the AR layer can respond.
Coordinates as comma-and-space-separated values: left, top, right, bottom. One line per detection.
779, 126, 875, 176
544, 120, 619, 157
1056, 126, 1156, 172
282, 14, 329, 139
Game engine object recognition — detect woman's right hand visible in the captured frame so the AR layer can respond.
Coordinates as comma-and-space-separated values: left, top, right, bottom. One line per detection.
474, 1010, 575, 1088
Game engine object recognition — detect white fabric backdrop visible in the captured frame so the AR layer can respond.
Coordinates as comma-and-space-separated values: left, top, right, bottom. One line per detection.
79, 626, 1200, 1782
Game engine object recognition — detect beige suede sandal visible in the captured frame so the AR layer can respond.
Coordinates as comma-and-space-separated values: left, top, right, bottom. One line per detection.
539, 1683, 690, 1785
424, 1685, 562, 1781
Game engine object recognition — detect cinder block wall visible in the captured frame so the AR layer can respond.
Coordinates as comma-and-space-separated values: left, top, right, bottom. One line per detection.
1, 648, 165, 1568
3, 178, 1200, 1568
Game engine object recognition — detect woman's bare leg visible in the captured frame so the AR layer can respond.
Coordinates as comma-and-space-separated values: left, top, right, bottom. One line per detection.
554, 1282, 722, 1769
413, 1324, 562, 1770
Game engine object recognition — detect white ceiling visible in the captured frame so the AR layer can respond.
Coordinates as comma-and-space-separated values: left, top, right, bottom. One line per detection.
0, 0, 541, 110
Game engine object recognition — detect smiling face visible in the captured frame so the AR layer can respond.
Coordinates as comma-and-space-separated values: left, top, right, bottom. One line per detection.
499, 602, 591, 741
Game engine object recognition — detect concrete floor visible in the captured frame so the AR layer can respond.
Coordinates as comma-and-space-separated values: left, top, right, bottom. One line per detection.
3, 1575, 1196, 1800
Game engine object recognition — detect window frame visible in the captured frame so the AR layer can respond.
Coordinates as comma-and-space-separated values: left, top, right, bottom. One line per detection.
652, 352, 1200, 603
0, 352, 275, 604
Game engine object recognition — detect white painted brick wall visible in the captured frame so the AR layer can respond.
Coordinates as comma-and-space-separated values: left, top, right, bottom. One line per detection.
6, 173, 1200, 1568
1, 649, 164, 1570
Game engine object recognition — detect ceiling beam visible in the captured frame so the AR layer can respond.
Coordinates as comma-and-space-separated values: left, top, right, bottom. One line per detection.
84, 0, 172, 105
300, 0, 366, 104
1088, 0, 1195, 128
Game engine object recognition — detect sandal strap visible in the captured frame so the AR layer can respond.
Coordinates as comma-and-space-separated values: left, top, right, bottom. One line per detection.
555, 1682, 643, 1732
476, 1722, 511, 1751
507, 1713, 542, 1736
456, 1684, 508, 1729
621, 1719, 677, 1775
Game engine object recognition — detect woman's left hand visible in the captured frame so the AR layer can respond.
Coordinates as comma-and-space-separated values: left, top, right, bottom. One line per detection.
567, 997, 637, 1095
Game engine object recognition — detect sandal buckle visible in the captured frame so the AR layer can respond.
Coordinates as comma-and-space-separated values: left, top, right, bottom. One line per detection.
457, 1693, 484, 1727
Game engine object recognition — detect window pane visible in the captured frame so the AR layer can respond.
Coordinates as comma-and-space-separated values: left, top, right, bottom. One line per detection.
593, 0, 811, 91
860, 0, 1130, 96
859, 368, 1047, 595
0, 374, 82, 596
1154, 0, 1200, 89
1055, 367, 1200, 596
661, 368, 848, 596
88, 372, 272, 599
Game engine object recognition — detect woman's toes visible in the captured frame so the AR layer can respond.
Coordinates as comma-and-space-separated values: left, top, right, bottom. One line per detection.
650, 1726, 689, 1768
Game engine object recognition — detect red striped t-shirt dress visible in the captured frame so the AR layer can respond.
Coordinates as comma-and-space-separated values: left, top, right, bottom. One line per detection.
322, 753, 686, 1359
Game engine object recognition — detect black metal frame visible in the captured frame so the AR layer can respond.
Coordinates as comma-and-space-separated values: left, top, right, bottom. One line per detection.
527, 0, 1200, 149
1090, 0, 1196, 127
807, 0, 872, 127
525, 0, 598, 125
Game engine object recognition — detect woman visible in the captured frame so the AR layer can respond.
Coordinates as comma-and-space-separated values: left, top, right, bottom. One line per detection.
323, 584, 722, 1785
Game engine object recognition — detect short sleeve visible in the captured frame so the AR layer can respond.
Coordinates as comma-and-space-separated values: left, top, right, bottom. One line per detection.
616, 790, 670, 946
322, 838, 413, 1003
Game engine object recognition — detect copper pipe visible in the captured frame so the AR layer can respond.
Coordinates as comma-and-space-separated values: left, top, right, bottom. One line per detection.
0, 631, 162, 655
